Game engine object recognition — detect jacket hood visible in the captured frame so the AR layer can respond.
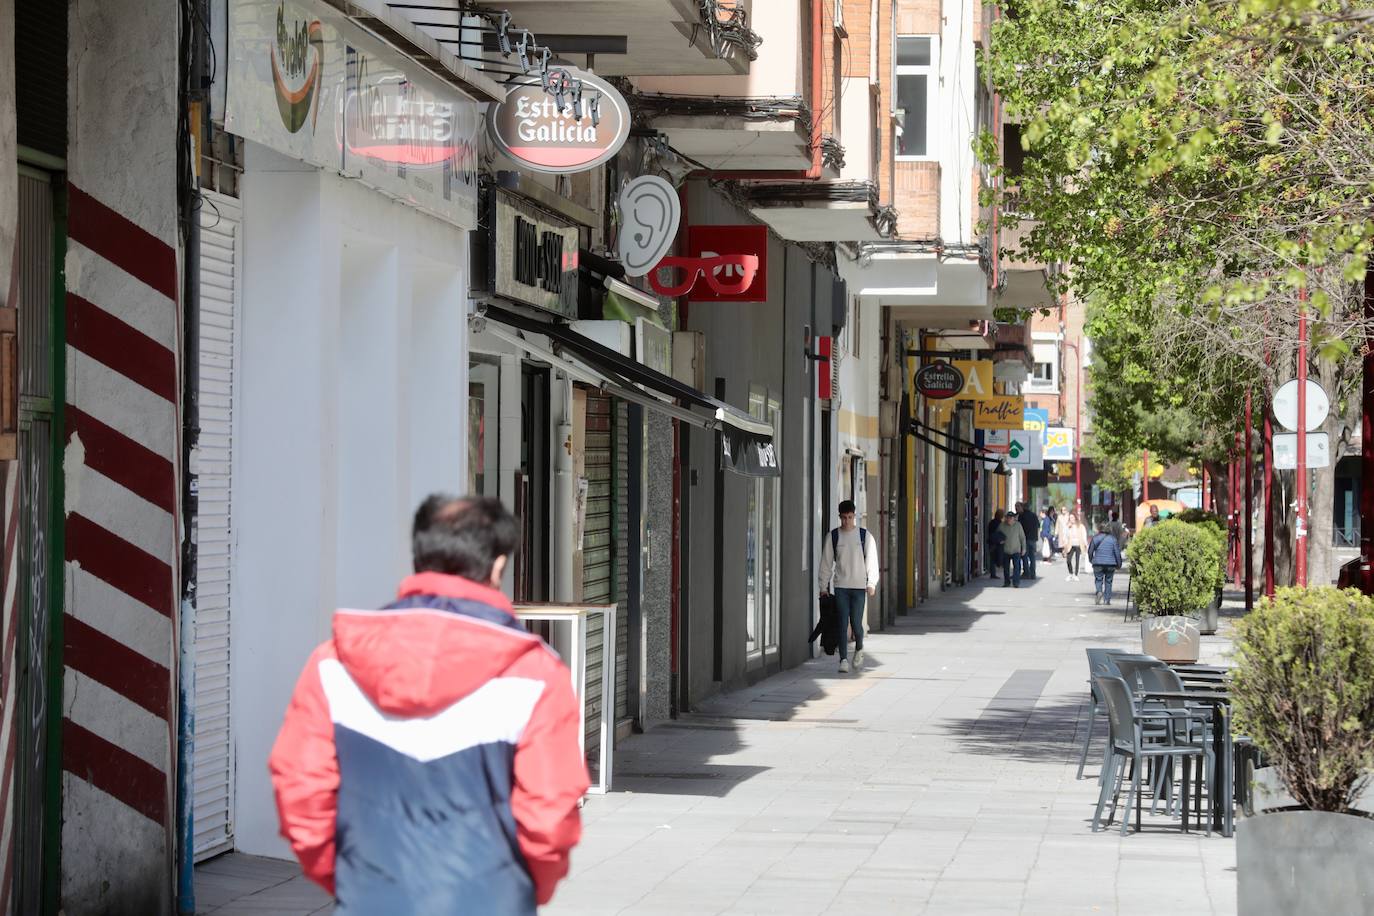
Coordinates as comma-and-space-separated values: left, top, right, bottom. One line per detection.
331, 572, 545, 716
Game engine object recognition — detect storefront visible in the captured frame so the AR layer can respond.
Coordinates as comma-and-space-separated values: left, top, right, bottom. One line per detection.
197, 0, 498, 860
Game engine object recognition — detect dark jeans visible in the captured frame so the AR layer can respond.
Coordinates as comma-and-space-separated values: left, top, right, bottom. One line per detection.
834, 588, 866, 660
1066, 546, 1082, 576
1023, 541, 1038, 578
1002, 552, 1022, 587
1094, 564, 1118, 601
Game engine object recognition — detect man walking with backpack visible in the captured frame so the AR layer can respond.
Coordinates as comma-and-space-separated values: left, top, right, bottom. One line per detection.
819, 500, 880, 673
270, 495, 589, 914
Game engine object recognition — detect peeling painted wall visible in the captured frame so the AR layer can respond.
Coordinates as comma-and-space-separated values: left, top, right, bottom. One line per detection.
62, 0, 180, 912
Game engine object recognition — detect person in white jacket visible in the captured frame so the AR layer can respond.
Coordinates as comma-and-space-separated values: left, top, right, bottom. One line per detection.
818, 499, 880, 673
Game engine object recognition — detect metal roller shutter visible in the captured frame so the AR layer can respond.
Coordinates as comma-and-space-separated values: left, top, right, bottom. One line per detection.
581, 391, 613, 766
193, 191, 240, 860
613, 401, 629, 723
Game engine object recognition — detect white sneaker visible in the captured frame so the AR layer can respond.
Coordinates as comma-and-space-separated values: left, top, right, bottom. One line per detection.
839, 658, 851, 674
854, 649, 865, 669
1065, 574, 1073, 581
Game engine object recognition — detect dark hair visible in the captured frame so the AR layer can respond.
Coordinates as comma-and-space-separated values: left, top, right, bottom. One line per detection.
412, 494, 520, 581
838, 499, 856, 514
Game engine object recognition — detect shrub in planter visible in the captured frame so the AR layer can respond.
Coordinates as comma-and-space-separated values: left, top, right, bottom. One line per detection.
1231, 587, 1374, 915
1174, 509, 1227, 633
1126, 520, 1214, 661
1231, 587, 1374, 814
1126, 519, 1216, 616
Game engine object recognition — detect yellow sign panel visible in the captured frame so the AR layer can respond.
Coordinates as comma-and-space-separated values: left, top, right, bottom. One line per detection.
974, 395, 1024, 430
929, 398, 955, 425
952, 360, 995, 401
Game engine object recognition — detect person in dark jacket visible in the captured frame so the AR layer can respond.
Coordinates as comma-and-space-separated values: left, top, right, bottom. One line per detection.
270, 495, 589, 915
986, 509, 1005, 579
1018, 502, 1039, 579
1088, 520, 1125, 605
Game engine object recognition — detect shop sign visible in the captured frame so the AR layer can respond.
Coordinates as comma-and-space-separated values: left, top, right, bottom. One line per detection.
1022, 407, 1049, 440
618, 176, 681, 277
974, 395, 1024, 430
915, 363, 964, 400
1045, 426, 1075, 460
1006, 430, 1043, 468
648, 225, 767, 302
489, 190, 579, 318
722, 427, 780, 477
488, 68, 630, 174
225, 0, 481, 229
951, 360, 995, 400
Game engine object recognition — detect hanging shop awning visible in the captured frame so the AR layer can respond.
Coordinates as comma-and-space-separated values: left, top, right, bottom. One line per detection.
477, 304, 779, 477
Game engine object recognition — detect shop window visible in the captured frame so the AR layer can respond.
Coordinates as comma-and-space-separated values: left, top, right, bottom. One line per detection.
468, 354, 502, 497
746, 388, 781, 658
895, 36, 936, 159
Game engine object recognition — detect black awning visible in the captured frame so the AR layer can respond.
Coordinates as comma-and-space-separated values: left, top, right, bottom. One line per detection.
482, 304, 779, 477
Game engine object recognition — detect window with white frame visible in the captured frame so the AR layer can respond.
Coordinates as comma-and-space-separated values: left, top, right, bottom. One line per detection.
894, 36, 936, 158
1026, 341, 1059, 392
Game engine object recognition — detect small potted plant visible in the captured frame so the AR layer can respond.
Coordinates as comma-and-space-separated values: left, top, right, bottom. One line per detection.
1232, 587, 1374, 915
1125, 519, 1214, 662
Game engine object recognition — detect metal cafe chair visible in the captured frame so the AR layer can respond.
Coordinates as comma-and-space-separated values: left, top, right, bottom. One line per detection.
1093, 675, 1214, 836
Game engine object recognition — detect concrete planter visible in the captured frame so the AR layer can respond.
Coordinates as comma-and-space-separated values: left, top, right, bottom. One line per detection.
1237, 810, 1374, 915
1199, 590, 1220, 635
1140, 615, 1201, 663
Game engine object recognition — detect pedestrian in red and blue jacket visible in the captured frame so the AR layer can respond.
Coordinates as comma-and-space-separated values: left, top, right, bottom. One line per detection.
270, 495, 589, 914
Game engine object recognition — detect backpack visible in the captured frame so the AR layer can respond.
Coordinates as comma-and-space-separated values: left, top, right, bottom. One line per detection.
831, 526, 869, 558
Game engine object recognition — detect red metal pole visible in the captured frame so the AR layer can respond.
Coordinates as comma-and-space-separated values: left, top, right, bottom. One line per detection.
1296, 287, 1309, 586
1202, 467, 1210, 511
1073, 341, 1083, 510
1264, 393, 1276, 597
1142, 449, 1150, 503
1362, 266, 1374, 592
1245, 391, 1254, 609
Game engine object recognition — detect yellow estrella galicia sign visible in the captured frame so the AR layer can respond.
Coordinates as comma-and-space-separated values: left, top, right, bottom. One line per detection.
974, 395, 1024, 430
951, 360, 995, 401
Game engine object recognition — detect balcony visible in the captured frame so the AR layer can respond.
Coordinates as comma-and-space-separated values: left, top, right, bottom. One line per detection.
630, 1, 814, 171
390, 0, 758, 78
733, 180, 894, 242
837, 243, 992, 327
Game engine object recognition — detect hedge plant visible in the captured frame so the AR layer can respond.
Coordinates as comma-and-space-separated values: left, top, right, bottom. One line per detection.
1125, 519, 1215, 616
1230, 587, 1374, 814
1175, 508, 1227, 591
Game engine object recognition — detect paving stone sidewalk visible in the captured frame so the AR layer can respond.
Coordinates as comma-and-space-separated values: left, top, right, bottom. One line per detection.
196, 566, 1240, 915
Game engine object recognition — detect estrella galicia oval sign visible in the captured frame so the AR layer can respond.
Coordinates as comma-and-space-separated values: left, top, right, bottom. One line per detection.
915, 363, 965, 400
488, 68, 630, 175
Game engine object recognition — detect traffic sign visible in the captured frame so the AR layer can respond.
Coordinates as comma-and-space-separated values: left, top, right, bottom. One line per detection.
1274, 432, 1330, 469
1273, 379, 1330, 432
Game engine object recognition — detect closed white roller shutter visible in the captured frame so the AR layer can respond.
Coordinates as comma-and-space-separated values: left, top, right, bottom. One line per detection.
193, 191, 240, 861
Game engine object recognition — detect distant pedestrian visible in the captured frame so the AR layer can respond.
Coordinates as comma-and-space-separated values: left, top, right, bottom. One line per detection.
1061, 511, 1090, 582
986, 509, 1005, 579
1108, 509, 1128, 550
819, 499, 879, 674
997, 509, 1027, 587
1040, 508, 1056, 564
1018, 502, 1039, 579
271, 495, 589, 914
1088, 521, 1124, 604
1142, 504, 1162, 528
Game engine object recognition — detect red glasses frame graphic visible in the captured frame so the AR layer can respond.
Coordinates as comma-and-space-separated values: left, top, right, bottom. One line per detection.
646, 254, 760, 297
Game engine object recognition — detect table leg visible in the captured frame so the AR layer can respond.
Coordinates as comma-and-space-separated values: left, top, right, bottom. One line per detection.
1211, 704, 1225, 834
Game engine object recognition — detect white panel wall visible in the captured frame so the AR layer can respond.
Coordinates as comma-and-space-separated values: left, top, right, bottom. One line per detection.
233, 142, 468, 856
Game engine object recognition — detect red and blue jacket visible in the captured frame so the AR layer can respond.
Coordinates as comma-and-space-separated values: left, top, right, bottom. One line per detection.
269, 572, 590, 914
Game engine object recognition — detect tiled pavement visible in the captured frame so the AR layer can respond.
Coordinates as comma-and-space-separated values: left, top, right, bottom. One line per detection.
196, 565, 1240, 914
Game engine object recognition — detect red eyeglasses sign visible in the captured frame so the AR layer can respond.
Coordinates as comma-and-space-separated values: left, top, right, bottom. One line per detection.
646, 225, 768, 302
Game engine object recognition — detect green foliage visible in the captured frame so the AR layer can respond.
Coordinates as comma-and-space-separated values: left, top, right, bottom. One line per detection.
985, 0, 1373, 461
1231, 587, 1374, 813
1175, 509, 1228, 590
1125, 519, 1218, 616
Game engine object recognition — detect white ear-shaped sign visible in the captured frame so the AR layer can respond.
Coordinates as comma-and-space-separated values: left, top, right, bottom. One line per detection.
618, 176, 681, 277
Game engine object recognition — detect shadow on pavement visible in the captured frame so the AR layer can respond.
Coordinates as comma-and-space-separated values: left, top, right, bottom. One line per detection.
939, 695, 1091, 765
